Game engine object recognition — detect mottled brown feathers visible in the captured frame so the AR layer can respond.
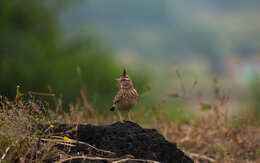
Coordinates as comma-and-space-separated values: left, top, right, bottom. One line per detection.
109, 69, 139, 121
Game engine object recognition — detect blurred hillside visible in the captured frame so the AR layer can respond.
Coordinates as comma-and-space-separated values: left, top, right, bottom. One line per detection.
0, 0, 147, 110
1, 0, 260, 115
60, 0, 260, 115
61, 0, 260, 73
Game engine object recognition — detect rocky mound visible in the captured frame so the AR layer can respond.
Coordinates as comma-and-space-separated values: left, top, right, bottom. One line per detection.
42, 121, 193, 163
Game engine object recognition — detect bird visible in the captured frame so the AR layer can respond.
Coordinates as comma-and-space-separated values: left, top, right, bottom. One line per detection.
109, 69, 139, 122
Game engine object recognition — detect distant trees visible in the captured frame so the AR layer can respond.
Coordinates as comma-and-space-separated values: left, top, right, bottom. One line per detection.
0, 0, 128, 110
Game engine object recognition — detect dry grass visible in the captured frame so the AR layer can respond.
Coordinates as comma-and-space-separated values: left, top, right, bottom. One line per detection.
1, 80, 260, 163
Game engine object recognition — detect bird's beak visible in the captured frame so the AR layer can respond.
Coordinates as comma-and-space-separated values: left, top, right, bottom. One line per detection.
115, 78, 120, 83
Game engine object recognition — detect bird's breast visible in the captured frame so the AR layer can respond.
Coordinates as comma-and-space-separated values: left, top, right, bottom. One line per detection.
117, 89, 138, 111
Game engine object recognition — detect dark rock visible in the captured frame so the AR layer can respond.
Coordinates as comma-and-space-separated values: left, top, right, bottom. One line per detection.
42, 121, 193, 163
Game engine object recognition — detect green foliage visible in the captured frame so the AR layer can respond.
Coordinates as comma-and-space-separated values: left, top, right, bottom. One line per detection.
250, 149, 260, 160
250, 76, 260, 121
200, 103, 212, 111
0, 0, 147, 110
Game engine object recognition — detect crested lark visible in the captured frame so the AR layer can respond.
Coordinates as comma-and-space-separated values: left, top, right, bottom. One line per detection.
110, 69, 139, 122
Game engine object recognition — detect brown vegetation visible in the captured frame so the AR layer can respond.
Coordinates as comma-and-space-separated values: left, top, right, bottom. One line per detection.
0, 83, 260, 162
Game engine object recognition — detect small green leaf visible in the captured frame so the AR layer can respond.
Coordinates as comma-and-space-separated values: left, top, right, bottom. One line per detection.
200, 103, 212, 111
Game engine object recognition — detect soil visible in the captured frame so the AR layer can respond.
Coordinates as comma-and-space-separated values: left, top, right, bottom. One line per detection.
42, 121, 193, 163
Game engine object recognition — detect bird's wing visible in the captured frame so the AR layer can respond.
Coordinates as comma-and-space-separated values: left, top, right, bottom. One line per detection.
113, 90, 123, 105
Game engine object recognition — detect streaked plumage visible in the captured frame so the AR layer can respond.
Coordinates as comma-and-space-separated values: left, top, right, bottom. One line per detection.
110, 69, 138, 122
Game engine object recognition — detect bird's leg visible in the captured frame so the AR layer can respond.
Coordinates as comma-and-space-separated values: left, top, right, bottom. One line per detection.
128, 111, 131, 121
116, 109, 124, 123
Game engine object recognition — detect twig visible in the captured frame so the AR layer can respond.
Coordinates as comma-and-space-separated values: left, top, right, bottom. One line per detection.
0, 146, 10, 163
55, 156, 115, 163
41, 138, 76, 147
41, 136, 115, 154
29, 91, 55, 96
113, 158, 160, 163
53, 136, 114, 154
185, 151, 215, 162
176, 69, 186, 96
55, 155, 160, 163
42, 137, 160, 162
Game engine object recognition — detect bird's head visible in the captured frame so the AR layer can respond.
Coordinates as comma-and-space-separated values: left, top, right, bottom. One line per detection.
115, 69, 133, 89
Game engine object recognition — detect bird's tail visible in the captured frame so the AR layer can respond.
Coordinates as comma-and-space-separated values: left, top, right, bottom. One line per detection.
110, 106, 115, 111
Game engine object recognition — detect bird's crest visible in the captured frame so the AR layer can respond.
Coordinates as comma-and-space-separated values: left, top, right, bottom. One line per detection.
122, 68, 127, 78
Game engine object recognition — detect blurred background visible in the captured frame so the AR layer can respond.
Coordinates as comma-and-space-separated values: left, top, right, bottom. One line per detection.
1, 0, 260, 120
